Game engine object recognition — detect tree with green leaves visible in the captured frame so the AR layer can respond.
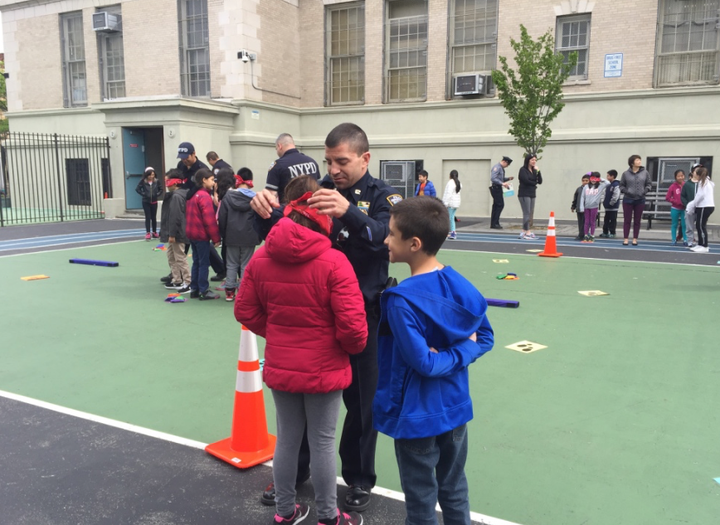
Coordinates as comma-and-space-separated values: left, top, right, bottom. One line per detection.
0, 61, 8, 134
491, 25, 577, 158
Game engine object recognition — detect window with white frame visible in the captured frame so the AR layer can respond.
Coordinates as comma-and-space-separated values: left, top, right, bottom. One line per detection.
60, 12, 87, 107
656, 0, 720, 86
178, 0, 210, 97
385, 0, 428, 103
97, 6, 125, 100
555, 14, 591, 80
326, 3, 365, 106
449, 0, 497, 76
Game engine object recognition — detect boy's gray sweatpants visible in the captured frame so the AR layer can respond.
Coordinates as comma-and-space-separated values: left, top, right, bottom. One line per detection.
225, 244, 255, 290
271, 389, 343, 521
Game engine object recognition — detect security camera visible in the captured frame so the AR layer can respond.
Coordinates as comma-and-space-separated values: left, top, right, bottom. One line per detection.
238, 50, 250, 63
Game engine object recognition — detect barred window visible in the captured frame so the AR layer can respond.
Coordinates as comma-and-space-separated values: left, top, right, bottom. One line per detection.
60, 12, 87, 107
326, 3, 365, 106
449, 0, 497, 75
556, 14, 591, 80
97, 6, 125, 100
385, 1, 428, 103
656, 0, 720, 86
178, 0, 210, 97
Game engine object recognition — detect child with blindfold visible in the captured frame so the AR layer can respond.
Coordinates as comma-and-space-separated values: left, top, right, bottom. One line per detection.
579, 171, 610, 243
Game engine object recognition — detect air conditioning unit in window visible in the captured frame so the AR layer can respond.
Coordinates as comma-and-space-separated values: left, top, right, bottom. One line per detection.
453, 74, 491, 96
92, 12, 121, 32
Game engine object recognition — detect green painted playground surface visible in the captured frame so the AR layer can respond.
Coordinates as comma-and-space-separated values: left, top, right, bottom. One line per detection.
1, 241, 719, 525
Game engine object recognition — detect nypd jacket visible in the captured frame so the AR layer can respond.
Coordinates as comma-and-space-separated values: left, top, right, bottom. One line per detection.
265, 148, 320, 202
373, 266, 494, 440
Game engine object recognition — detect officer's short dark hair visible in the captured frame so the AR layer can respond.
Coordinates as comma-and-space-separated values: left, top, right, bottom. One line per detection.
325, 123, 369, 157
206, 151, 219, 162
390, 197, 449, 256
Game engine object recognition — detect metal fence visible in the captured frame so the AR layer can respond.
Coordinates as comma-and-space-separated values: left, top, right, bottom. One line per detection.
0, 132, 111, 227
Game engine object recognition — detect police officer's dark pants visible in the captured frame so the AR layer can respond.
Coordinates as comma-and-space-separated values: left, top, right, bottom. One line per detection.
489, 185, 504, 227
209, 244, 225, 275
288, 308, 379, 488
339, 306, 379, 489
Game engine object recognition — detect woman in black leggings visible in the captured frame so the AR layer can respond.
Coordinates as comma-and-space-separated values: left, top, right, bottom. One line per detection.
688, 167, 715, 253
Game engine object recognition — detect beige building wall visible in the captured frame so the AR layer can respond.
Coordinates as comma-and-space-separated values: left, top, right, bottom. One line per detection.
123, 0, 181, 97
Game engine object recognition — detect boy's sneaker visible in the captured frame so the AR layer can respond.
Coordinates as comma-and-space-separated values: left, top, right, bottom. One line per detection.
518, 232, 526, 239
598, 233, 609, 238
319, 509, 363, 525
691, 245, 709, 253
199, 290, 220, 301
225, 288, 236, 302
608, 234, 615, 238
190, 290, 200, 299
152, 232, 159, 239
273, 503, 310, 524
176, 284, 191, 294
160, 274, 172, 284
448, 231, 457, 240
683, 241, 689, 247
165, 282, 183, 290
526, 232, 537, 239
589, 235, 595, 243
210, 273, 226, 282
581, 235, 590, 243
145, 233, 151, 240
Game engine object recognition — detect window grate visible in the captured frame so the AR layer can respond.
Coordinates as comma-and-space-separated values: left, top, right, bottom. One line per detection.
178, 0, 210, 97
326, 4, 365, 105
556, 14, 591, 80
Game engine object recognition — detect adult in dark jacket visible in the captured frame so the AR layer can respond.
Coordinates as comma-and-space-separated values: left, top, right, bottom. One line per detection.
176, 142, 210, 190
206, 151, 233, 177
251, 123, 403, 514
619, 154, 652, 246
135, 167, 162, 239
218, 186, 260, 301
517, 153, 542, 239
266, 133, 320, 202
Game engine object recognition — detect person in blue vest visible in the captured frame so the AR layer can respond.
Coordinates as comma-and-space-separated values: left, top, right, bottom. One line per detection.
414, 170, 436, 198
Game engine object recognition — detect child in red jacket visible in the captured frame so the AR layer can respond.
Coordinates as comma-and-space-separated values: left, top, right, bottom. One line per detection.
235, 175, 368, 525
185, 168, 222, 300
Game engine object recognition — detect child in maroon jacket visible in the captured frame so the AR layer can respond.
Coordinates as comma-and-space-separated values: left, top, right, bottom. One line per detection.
665, 169, 687, 245
235, 175, 367, 525
185, 168, 221, 300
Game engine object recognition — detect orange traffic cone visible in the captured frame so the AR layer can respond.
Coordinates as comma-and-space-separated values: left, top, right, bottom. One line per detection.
205, 325, 276, 468
538, 211, 563, 258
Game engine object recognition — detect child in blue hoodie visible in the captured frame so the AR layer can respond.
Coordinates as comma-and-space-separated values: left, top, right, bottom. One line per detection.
374, 196, 494, 525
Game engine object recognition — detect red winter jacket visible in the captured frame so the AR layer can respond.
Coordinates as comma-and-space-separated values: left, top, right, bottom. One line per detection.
185, 188, 221, 243
235, 218, 368, 394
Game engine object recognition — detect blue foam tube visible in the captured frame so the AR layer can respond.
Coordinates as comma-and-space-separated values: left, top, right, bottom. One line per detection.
69, 258, 119, 267
487, 298, 519, 308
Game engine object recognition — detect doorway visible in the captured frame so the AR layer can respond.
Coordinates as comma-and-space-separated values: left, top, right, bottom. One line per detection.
122, 127, 164, 210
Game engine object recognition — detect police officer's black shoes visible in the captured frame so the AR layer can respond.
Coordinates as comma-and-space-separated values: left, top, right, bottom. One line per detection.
260, 471, 311, 506
344, 485, 371, 512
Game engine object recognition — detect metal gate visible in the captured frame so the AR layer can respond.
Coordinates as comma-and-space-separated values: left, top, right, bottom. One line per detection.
0, 132, 111, 227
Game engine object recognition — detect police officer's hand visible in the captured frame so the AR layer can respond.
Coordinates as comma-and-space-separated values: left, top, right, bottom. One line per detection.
308, 189, 350, 218
251, 189, 280, 219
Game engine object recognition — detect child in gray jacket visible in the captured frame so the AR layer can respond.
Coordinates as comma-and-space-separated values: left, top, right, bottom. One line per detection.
579, 172, 610, 242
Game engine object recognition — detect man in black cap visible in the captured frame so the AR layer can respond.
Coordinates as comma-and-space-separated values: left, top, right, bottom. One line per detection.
489, 156, 514, 229
176, 142, 210, 189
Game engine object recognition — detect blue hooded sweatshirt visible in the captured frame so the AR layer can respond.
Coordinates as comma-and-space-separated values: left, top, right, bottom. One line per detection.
373, 266, 494, 440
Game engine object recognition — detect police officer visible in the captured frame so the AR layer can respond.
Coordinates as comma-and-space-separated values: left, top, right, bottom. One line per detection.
251, 123, 402, 514
489, 155, 514, 229
206, 151, 233, 177
176, 142, 210, 190
266, 133, 320, 202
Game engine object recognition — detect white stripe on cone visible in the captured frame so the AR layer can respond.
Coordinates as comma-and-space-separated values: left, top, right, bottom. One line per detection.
236, 371, 263, 394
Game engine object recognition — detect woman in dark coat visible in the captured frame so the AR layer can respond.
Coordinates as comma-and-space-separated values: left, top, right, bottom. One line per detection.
619, 154, 652, 246
517, 153, 542, 239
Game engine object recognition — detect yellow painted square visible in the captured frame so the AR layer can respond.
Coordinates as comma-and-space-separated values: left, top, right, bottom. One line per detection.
493, 259, 509, 263
21, 275, 50, 281
506, 340, 547, 354
578, 290, 609, 297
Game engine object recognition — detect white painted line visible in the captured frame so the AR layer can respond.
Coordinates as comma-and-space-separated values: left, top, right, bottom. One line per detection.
0, 389, 522, 525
